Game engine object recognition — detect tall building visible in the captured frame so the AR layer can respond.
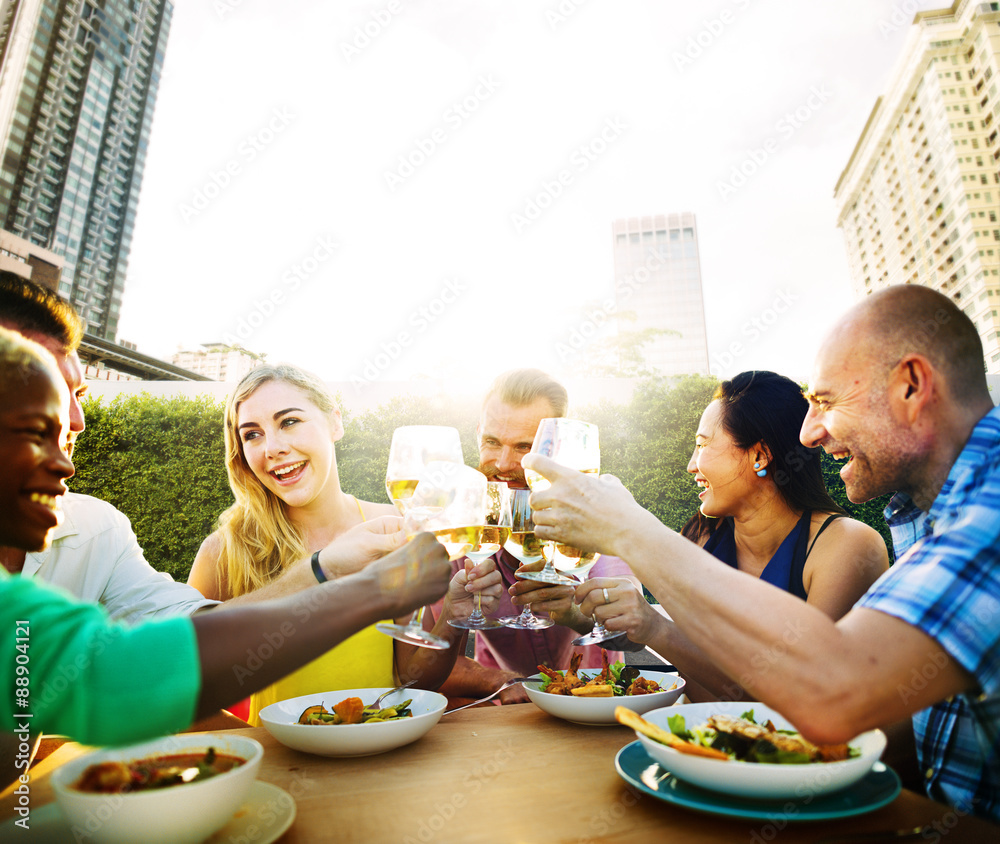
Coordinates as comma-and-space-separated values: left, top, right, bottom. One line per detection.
0, 0, 172, 341
611, 213, 710, 376
834, 0, 1000, 371
171, 342, 264, 382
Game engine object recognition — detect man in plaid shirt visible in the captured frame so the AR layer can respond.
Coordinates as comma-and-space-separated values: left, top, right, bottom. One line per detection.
526, 284, 999, 823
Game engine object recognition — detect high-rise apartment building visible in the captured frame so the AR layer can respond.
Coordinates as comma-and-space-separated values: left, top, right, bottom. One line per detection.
0, 0, 172, 341
611, 213, 710, 376
834, 0, 1000, 371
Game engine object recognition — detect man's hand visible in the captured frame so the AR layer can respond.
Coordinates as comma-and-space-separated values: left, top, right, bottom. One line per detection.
576, 577, 661, 644
522, 454, 648, 560
317, 515, 406, 579
365, 532, 451, 618
440, 557, 503, 620
509, 564, 588, 632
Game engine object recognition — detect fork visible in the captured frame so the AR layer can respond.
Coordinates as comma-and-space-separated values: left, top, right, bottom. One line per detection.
370, 680, 418, 711
444, 678, 533, 714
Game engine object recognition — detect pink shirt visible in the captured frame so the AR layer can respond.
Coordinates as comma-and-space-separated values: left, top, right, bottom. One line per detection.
474, 550, 635, 674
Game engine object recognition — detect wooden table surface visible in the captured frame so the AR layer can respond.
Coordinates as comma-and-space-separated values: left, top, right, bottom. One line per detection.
2, 703, 997, 843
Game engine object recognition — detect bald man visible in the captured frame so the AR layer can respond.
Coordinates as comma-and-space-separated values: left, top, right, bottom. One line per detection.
524, 285, 1000, 823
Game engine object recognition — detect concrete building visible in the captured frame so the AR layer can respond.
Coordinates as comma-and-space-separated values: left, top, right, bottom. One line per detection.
171, 342, 264, 382
0, 225, 63, 288
611, 213, 710, 377
834, 0, 1000, 371
0, 0, 172, 342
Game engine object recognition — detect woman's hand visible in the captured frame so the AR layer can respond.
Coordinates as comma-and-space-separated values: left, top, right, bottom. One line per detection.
522, 455, 650, 559
317, 515, 406, 579
509, 564, 588, 632
575, 577, 662, 645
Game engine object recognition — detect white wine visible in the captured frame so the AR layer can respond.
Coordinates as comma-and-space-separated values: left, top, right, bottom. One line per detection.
504, 530, 545, 565
525, 466, 598, 492
432, 525, 483, 561
548, 544, 600, 580
386, 478, 420, 512
466, 525, 511, 563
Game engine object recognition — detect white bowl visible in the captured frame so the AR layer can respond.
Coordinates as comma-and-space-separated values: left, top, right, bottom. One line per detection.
633, 701, 886, 800
523, 669, 685, 725
51, 732, 263, 844
259, 687, 447, 757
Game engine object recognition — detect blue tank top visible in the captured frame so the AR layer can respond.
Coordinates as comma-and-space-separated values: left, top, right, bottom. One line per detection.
702, 510, 826, 600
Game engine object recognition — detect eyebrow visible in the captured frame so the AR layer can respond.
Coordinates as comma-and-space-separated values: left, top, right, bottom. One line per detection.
237, 407, 305, 430
802, 389, 828, 404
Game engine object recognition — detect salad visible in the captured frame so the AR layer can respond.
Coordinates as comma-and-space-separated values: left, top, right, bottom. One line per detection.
538, 652, 671, 698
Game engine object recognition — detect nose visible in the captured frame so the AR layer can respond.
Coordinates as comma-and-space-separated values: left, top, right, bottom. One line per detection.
799, 406, 825, 448
263, 429, 289, 458
686, 446, 698, 474
68, 395, 85, 438
48, 440, 75, 482
496, 446, 521, 474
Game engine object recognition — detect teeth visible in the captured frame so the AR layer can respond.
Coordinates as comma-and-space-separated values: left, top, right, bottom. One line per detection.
29, 492, 59, 509
273, 461, 305, 477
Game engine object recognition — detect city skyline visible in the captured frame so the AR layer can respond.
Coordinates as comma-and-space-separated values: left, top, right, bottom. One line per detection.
101, 2, 962, 393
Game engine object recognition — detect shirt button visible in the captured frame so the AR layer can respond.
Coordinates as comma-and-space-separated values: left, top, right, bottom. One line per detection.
925, 768, 935, 780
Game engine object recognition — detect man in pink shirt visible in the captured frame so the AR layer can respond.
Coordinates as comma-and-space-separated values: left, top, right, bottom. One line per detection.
433, 369, 639, 706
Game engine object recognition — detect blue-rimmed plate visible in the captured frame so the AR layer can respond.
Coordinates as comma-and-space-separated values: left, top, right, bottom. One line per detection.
614, 741, 902, 822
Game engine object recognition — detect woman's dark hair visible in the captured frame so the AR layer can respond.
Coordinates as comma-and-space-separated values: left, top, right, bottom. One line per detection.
712, 370, 846, 518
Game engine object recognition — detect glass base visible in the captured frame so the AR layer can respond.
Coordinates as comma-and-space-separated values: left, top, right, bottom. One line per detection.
516, 568, 579, 586
499, 613, 554, 630
376, 621, 451, 650
572, 627, 625, 647
448, 615, 503, 630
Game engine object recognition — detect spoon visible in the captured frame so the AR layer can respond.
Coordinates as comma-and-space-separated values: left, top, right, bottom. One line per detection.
370, 680, 418, 711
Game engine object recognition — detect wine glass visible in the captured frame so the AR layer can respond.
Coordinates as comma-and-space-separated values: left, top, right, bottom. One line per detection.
449, 481, 511, 630
376, 461, 486, 649
520, 418, 601, 587
385, 426, 464, 514
498, 488, 554, 630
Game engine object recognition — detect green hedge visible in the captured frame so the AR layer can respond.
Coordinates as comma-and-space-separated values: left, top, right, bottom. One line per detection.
73, 379, 892, 584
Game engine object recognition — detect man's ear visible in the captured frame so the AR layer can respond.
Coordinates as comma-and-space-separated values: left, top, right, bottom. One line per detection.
891, 354, 935, 425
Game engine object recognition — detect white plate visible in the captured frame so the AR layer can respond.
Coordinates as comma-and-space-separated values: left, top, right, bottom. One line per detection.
522, 669, 685, 725
259, 687, 447, 757
632, 701, 887, 800
0, 782, 294, 844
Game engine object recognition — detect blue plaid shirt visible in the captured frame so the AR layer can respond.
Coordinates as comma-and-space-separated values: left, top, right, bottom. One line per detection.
859, 408, 1000, 822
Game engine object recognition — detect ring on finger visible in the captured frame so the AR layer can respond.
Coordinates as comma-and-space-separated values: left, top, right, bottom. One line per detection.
603, 587, 610, 605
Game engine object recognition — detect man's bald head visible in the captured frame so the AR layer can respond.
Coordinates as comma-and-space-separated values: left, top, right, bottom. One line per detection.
830, 285, 989, 404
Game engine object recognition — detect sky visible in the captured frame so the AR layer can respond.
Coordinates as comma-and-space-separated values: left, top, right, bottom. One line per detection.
117, 0, 936, 398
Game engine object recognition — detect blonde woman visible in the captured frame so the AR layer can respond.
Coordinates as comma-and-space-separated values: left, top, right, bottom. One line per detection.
188, 363, 500, 724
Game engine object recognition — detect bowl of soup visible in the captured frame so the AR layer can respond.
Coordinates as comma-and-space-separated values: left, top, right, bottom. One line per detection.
50, 732, 264, 844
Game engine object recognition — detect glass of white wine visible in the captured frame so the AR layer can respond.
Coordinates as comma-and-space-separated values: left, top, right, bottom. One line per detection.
521, 418, 601, 586
498, 488, 554, 630
448, 481, 511, 630
385, 425, 464, 514
376, 461, 486, 650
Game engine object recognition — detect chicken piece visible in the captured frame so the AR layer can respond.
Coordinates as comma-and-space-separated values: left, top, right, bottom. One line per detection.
626, 676, 665, 696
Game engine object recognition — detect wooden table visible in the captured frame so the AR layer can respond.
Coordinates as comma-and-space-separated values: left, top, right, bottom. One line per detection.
2, 704, 997, 843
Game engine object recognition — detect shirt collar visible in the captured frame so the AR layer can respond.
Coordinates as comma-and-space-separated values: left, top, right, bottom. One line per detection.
23, 493, 81, 574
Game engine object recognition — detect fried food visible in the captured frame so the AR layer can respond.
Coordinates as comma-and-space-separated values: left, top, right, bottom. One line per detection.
570, 684, 615, 697
537, 650, 670, 697
614, 707, 730, 760
707, 714, 850, 762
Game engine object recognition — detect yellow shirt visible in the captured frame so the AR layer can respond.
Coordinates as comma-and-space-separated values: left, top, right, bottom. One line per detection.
248, 497, 394, 726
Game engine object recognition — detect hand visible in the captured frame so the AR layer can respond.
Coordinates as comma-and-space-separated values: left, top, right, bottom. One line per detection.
575, 577, 660, 644
522, 454, 645, 559
509, 565, 585, 631
442, 556, 502, 620
366, 532, 451, 618
317, 515, 406, 579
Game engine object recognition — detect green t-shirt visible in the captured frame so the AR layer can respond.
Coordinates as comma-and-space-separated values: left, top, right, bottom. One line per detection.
2, 572, 200, 745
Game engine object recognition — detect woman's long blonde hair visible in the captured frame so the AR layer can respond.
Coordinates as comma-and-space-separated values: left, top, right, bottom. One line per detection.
215, 363, 339, 597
